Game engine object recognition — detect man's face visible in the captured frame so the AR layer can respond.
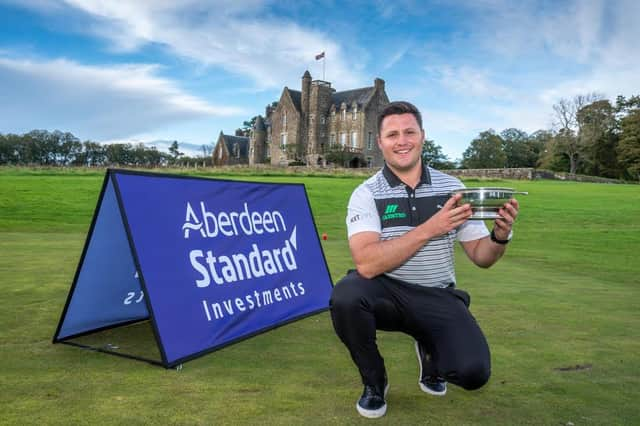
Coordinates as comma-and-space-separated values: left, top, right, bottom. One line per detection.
378, 113, 424, 174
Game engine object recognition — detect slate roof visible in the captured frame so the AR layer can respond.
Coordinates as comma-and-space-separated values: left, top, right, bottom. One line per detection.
331, 87, 376, 109
221, 134, 249, 158
285, 85, 377, 114
288, 89, 302, 111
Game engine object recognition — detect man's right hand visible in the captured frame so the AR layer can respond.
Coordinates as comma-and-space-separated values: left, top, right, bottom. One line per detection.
349, 194, 472, 279
423, 193, 472, 237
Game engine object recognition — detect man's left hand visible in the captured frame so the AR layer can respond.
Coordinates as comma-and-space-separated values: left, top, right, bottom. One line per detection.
494, 198, 519, 240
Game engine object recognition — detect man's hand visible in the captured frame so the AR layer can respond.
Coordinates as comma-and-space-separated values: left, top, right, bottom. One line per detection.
493, 198, 520, 240
424, 193, 472, 237
349, 194, 472, 278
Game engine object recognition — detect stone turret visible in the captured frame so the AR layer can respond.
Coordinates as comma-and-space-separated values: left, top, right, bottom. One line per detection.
307, 78, 333, 164
249, 115, 266, 165
301, 70, 311, 115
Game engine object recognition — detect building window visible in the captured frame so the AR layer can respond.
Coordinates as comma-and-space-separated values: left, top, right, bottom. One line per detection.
341, 109, 346, 121
340, 132, 346, 146
330, 133, 336, 146
233, 143, 240, 158
218, 146, 223, 160
320, 115, 325, 125
351, 131, 358, 148
282, 111, 287, 129
331, 110, 336, 120
367, 157, 373, 168
281, 133, 287, 147
352, 108, 357, 121
367, 132, 373, 150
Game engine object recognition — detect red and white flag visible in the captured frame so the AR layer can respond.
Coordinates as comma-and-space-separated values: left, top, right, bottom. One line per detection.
315, 51, 325, 60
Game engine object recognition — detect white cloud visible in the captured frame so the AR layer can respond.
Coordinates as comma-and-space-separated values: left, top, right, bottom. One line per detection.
534, 1, 640, 110
427, 65, 515, 100
416, 108, 484, 160
467, 0, 640, 81
17, 0, 365, 90
420, 108, 479, 135
0, 56, 244, 139
459, 0, 608, 63
381, 44, 411, 71
373, 0, 431, 19
417, 0, 640, 157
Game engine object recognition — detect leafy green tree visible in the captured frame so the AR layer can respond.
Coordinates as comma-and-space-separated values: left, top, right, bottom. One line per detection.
617, 109, 640, 180
168, 141, 183, 163
236, 116, 259, 137
236, 102, 277, 137
22, 130, 51, 164
614, 95, 640, 118
576, 100, 619, 177
527, 130, 553, 167
461, 130, 506, 169
421, 139, 455, 169
58, 132, 82, 165
105, 143, 135, 165
531, 130, 564, 170
0, 133, 19, 164
80, 141, 107, 166
500, 128, 541, 168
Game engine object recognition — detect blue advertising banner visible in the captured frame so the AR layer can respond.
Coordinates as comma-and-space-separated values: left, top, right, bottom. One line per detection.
54, 175, 148, 341
54, 169, 334, 367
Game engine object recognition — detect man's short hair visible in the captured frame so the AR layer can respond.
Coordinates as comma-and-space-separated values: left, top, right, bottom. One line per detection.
378, 101, 423, 134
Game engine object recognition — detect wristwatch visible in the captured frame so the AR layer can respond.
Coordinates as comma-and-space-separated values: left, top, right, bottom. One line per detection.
490, 229, 513, 245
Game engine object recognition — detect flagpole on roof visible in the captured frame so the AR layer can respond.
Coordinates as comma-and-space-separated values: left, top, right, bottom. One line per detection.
315, 50, 326, 81
323, 53, 325, 81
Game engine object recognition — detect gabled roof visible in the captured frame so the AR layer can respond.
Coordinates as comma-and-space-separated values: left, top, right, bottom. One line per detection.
221, 134, 249, 157
287, 89, 302, 111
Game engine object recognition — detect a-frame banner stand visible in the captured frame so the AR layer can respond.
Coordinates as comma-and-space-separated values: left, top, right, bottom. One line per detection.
53, 169, 334, 368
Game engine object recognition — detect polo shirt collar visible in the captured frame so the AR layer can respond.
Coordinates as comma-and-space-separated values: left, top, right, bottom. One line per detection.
382, 161, 432, 187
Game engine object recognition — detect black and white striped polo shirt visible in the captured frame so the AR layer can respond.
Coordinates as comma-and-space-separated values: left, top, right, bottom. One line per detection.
346, 164, 489, 288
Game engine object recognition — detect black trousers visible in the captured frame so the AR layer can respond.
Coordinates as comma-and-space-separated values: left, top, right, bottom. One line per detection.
330, 270, 490, 391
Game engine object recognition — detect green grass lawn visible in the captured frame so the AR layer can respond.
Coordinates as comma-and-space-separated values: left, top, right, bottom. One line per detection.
1, 167, 639, 425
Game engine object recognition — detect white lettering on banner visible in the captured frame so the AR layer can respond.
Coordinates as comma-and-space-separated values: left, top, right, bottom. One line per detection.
180, 194, 309, 327
182, 201, 286, 239
201, 281, 307, 321
189, 227, 298, 287
123, 291, 145, 305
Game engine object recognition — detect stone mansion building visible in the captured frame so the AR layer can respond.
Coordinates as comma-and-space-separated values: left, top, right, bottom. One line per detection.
213, 70, 390, 167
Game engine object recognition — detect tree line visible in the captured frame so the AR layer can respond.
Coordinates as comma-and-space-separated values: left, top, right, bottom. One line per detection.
425, 94, 640, 181
2, 94, 639, 180
0, 131, 213, 167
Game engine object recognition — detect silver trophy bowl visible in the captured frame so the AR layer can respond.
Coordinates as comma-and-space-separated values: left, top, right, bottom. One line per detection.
451, 187, 528, 220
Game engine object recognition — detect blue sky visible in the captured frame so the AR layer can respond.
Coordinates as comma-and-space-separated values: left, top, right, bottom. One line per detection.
1, 0, 639, 161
